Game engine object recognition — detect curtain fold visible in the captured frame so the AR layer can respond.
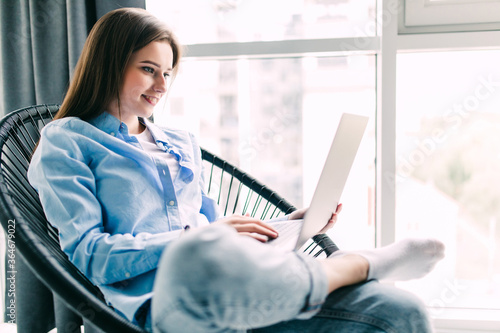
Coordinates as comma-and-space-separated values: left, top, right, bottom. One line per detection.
0, 1, 145, 331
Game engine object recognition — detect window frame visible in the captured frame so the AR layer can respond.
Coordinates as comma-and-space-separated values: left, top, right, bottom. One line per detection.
399, 0, 500, 34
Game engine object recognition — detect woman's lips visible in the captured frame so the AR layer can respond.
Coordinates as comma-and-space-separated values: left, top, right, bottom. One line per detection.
142, 95, 159, 106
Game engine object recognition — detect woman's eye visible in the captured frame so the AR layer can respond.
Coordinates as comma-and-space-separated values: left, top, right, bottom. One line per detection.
142, 67, 154, 74
163, 73, 171, 79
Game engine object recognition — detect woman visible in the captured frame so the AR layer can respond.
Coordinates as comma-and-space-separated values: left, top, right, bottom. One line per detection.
28, 8, 444, 333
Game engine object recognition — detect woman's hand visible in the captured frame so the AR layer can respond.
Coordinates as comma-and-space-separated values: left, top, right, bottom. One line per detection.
213, 214, 279, 242
288, 203, 343, 234
318, 203, 342, 234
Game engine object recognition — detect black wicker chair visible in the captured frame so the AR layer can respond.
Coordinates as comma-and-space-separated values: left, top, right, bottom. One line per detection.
0, 104, 338, 332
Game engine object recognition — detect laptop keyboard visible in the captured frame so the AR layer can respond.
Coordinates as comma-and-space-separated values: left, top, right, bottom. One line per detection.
267, 220, 303, 246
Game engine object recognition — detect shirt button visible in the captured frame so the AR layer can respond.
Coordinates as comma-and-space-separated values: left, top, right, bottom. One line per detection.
110, 132, 115, 136
168, 200, 175, 206
125, 272, 130, 278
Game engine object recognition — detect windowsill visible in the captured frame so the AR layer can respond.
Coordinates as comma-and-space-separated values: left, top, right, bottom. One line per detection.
432, 308, 500, 332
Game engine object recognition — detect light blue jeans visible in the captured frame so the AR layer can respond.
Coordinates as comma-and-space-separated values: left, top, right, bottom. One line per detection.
150, 225, 432, 333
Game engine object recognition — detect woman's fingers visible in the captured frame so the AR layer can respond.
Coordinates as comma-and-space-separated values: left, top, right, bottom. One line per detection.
318, 220, 334, 234
336, 203, 343, 214
222, 203, 344, 239
233, 219, 279, 239
216, 215, 279, 240
318, 203, 343, 234
238, 232, 270, 243
328, 203, 343, 224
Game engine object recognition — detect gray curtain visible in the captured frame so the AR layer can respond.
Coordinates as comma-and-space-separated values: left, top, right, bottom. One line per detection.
0, 1, 145, 332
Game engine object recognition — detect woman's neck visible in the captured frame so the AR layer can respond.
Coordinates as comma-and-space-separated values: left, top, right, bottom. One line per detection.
126, 118, 145, 135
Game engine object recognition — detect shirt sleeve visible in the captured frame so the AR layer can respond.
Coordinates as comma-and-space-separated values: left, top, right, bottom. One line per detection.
28, 124, 180, 285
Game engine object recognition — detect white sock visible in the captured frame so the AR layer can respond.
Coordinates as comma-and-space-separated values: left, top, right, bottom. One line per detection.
334, 238, 445, 281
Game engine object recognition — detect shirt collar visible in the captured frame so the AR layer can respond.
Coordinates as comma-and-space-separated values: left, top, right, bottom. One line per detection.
88, 112, 195, 183
89, 111, 170, 144
88, 112, 158, 140
142, 117, 195, 184
88, 112, 129, 136
142, 117, 170, 145
88, 112, 189, 151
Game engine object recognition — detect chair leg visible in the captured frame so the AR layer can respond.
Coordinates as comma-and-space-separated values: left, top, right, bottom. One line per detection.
54, 294, 83, 333
83, 318, 106, 333
15, 255, 56, 333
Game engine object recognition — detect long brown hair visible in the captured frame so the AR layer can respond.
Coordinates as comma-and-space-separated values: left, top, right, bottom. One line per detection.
54, 8, 182, 121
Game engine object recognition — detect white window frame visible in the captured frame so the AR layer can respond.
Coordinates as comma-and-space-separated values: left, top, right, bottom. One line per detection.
148, 0, 500, 330
399, 0, 500, 33
405, 0, 500, 26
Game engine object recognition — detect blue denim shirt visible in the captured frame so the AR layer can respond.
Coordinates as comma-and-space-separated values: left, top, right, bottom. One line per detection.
27, 112, 219, 324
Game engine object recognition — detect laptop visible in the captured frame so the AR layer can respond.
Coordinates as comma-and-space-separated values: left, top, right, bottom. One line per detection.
267, 113, 369, 251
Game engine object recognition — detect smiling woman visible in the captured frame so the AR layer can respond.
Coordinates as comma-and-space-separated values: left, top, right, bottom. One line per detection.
106, 41, 174, 134
50, 7, 182, 123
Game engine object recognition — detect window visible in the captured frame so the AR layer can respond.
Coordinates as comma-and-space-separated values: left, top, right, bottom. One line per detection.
396, 50, 500, 321
150, 0, 378, 250
156, 56, 377, 249
147, 0, 500, 331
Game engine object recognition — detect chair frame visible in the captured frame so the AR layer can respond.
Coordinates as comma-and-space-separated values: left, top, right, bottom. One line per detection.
0, 104, 337, 332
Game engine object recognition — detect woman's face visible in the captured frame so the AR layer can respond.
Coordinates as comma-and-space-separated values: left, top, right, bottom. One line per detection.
108, 41, 174, 131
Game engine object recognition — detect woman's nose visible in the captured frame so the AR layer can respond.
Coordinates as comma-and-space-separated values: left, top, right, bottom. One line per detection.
154, 75, 168, 93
